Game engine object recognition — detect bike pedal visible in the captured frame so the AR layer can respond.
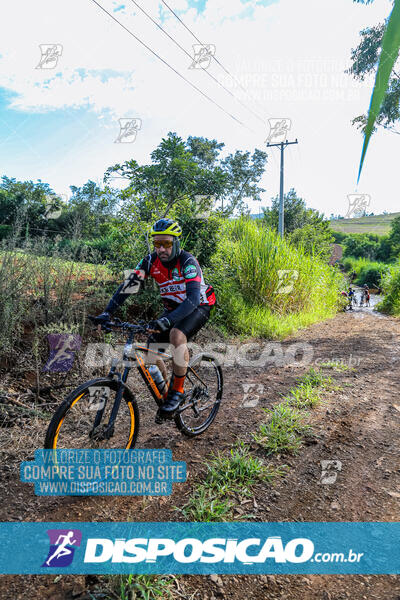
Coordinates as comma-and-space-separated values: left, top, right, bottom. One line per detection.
155, 409, 171, 424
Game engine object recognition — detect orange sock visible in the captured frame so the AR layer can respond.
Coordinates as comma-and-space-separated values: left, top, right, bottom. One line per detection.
172, 372, 186, 394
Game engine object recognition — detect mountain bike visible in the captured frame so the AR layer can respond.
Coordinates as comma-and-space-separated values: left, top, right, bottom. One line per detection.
44, 317, 223, 449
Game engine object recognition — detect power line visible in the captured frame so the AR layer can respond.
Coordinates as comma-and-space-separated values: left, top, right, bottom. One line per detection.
160, 0, 267, 125
90, 0, 253, 131
129, 0, 265, 126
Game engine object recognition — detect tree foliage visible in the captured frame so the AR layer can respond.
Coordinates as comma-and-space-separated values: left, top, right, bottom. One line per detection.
261, 189, 334, 261
349, 0, 400, 136
104, 131, 267, 218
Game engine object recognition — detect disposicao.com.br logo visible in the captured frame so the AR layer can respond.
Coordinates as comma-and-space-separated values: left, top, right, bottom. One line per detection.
1, 521, 393, 575
82, 536, 361, 565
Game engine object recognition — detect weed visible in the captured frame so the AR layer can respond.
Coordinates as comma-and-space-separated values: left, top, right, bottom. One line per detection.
296, 367, 332, 388
116, 574, 174, 600
318, 361, 354, 372
179, 485, 234, 522
285, 383, 321, 409
253, 403, 310, 455
178, 443, 282, 521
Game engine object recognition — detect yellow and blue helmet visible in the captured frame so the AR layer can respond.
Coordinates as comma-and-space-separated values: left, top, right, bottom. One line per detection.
150, 219, 182, 237
150, 218, 182, 261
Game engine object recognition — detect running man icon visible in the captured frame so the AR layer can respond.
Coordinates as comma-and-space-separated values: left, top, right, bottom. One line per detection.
46, 531, 76, 566
42, 529, 82, 567
42, 333, 82, 373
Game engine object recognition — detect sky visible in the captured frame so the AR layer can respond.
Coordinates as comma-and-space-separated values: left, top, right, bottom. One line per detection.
0, 0, 398, 218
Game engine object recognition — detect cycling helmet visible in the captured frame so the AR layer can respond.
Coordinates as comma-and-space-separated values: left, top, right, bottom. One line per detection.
150, 219, 182, 237
150, 218, 182, 262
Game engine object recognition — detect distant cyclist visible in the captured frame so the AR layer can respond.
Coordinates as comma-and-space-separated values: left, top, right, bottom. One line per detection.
348, 286, 355, 309
94, 219, 216, 418
362, 283, 370, 307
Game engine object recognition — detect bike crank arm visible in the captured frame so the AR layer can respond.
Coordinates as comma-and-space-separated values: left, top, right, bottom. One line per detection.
175, 400, 215, 415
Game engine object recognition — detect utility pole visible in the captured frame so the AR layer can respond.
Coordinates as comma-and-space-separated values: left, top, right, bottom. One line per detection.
266, 139, 298, 237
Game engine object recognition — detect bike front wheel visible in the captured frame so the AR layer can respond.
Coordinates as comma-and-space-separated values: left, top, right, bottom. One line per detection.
44, 378, 140, 450
174, 353, 223, 437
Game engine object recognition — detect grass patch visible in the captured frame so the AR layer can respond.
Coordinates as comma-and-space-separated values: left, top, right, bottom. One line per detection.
296, 367, 332, 388
114, 574, 174, 600
253, 403, 311, 455
178, 442, 285, 522
318, 361, 354, 372
180, 368, 340, 521
179, 485, 235, 522
254, 368, 335, 454
0, 239, 113, 357
285, 383, 322, 409
204, 442, 278, 496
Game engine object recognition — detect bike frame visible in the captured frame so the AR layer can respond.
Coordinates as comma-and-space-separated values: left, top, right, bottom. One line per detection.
95, 328, 208, 438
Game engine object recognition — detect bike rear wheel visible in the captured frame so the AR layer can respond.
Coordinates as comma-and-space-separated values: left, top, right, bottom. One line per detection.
44, 378, 140, 450
174, 353, 223, 437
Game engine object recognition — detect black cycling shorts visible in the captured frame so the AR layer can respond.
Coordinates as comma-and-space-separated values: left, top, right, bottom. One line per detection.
147, 305, 211, 349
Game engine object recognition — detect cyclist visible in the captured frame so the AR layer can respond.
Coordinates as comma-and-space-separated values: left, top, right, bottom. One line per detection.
348, 286, 355, 309
362, 283, 370, 306
94, 218, 216, 418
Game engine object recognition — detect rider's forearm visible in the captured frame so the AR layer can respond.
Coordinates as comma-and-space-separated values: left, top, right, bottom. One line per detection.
105, 283, 130, 315
105, 271, 143, 315
165, 283, 200, 325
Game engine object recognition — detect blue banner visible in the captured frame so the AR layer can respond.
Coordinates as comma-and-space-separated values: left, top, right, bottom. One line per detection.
0, 522, 398, 574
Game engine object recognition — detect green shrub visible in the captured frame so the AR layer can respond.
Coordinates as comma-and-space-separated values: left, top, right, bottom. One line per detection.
341, 256, 389, 286
356, 265, 387, 287
0, 225, 12, 240
179, 212, 222, 267
377, 262, 400, 315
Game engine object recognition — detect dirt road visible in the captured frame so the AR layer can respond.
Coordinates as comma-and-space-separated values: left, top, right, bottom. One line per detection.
0, 304, 399, 599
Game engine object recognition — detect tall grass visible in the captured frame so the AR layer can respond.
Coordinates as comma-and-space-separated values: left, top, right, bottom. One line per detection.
0, 238, 112, 357
208, 218, 344, 337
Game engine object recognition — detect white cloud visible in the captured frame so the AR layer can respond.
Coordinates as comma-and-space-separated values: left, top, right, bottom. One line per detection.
0, 0, 398, 216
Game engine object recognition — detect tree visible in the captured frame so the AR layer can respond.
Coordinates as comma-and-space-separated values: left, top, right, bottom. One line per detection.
220, 148, 267, 215
349, 0, 397, 131
104, 132, 267, 218
65, 180, 119, 239
387, 214, 400, 257
349, 0, 400, 182
262, 189, 324, 234
343, 234, 379, 260
348, 7, 400, 135
262, 189, 334, 260
0, 176, 65, 235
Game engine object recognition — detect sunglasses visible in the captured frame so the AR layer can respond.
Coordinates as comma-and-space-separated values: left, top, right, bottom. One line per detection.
153, 240, 173, 249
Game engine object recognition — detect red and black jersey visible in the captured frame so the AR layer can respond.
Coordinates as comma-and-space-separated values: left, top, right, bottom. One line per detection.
105, 250, 216, 324
134, 250, 216, 311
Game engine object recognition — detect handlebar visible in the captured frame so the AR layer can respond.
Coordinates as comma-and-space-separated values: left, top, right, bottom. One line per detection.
88, 315, 150, 334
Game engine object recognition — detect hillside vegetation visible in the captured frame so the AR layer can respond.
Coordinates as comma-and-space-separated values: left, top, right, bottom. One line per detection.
330, 212, 400, 235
